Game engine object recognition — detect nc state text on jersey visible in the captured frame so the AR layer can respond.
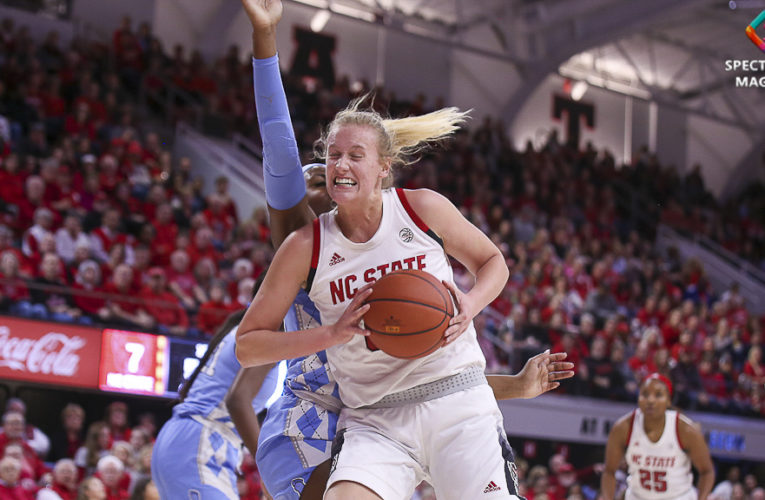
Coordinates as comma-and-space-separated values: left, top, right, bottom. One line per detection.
329, 254, 427, 304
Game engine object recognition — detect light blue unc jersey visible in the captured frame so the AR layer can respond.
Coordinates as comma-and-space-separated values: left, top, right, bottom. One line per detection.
256, 290, 343, 500
174, 328, 277, 421
152, 328, 280, 500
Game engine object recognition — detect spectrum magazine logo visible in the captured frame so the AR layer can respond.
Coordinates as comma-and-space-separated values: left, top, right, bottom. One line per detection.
746, 10, 765, 51
726, 9, 765, 87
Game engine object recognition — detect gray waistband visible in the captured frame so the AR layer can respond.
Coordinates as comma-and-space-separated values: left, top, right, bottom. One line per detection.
361, 365, 486, 409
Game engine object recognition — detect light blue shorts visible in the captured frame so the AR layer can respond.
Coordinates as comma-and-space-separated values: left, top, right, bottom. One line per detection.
152, 416, 241, 500
256, 392, 339, 500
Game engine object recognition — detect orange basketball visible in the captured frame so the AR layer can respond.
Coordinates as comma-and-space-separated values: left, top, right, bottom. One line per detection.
363, 269, 454, 359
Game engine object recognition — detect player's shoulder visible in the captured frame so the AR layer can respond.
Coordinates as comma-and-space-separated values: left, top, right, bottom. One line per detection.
397, 188, 455, 222
609, 410, 637, 441
280, 220, 317, 255
398, 187, 448, 205
675, 411, 703, 439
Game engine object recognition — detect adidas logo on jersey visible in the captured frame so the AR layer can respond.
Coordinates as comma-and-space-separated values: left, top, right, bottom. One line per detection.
329, 252, 345, 266
483, 481, 501, 493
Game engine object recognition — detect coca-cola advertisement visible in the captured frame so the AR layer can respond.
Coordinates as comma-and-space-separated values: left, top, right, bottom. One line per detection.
0, 317, 101, 389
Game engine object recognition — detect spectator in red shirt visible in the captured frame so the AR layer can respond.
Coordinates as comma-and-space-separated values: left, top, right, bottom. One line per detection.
74, 82, 107, 124
130, 245, 152, 289
94, 456, 128, 500
744, 345, 765, 388
3, 399, 48, 460
192, 257, 216, 299
29, 253, 85, 323
627, 340, 657, 382
40, 161, 63, 210
635, 295, 660, 327
63, 101, 95, 141
49, 404, 85, 462
96, 155, 123, 196
212, 176, 237, 224
232, 277, 255, 310
142, 267, 189, 336
101, 264, 153, 330
150, 203, 177, 267
72, 260, 107, 320
661, 309, 683, 348
186, 227, 221, 270
196, 282, 235, 337
36, 459, 77, 500
64, 241, 93, 283
0, 456, 31, 500
104, 403, 130, 445
0, 250, 31, 315
697, 359, 726, 412
90, 208, 132, 264
3, 443, 39, 497
0, 154, 26, 209
228, 258, 253, 302
14, 176, 47, 238
202, 194, 235, 246
77, 477, 106, 500
0, 412, 47, 483
166, 250, 202, 311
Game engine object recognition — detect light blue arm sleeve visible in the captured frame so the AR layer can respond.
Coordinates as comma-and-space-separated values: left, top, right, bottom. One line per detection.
252, 55, 306, 210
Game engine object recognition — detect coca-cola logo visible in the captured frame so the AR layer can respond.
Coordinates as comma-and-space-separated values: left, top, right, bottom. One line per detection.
0, 326, 86, 376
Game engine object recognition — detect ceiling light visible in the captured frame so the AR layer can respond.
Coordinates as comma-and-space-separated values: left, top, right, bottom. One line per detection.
571, 80, 588, 101
310, 9, 331, 32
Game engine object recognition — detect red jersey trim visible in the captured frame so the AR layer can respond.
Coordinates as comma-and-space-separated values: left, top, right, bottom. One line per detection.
676, 412, 685, 450
626, 409, 637, 447
394, 188, 444, 248
306, 219, 320, 293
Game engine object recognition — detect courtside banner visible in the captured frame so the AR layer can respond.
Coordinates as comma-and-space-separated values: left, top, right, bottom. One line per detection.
0, 316, 101, 389
500, 394, 765, 461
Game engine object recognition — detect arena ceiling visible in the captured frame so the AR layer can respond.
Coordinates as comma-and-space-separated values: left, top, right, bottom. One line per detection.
287, 0, 765, 136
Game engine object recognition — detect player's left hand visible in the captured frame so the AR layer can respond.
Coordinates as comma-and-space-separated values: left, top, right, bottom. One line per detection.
517, 350, 575, 398
441, 280, 478, 347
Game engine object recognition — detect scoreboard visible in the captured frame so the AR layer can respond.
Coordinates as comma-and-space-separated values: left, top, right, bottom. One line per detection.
0, 316, 210, 398
99, 328, 210, 398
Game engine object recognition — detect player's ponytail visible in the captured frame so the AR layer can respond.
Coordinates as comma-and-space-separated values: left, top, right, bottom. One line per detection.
315, 94, 470, 187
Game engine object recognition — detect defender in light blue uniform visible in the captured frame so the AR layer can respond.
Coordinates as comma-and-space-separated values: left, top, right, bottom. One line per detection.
152, 327, 280, 500
256, 290, 341, 500
247, 46, 341, 499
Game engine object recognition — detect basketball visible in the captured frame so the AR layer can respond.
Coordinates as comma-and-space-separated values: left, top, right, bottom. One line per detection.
363, 269, 454, 359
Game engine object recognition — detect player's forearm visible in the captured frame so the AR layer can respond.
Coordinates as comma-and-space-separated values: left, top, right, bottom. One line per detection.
229, 402, 260, 456
251, 27, 277, 59
697, 470, 715, 500
469, 253, 509, 312
486, 374, 524, 400
235, 327, 336, 367
226, 365, 274, 456
252, 55, 305, 211
600, 472, 616, 500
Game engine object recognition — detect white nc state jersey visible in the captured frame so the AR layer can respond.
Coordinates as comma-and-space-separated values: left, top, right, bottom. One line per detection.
625, 409, 694, 500
307, 188, 485, 408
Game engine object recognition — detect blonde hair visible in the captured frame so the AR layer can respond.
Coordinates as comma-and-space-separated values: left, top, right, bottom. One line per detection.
315, 95, 469, 187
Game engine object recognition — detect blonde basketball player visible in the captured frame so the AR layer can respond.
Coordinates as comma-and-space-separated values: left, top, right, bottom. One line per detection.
601, 373, 715, 500
237, 97, 523, 499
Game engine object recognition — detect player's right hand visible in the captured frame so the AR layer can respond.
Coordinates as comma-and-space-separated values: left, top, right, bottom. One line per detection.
241, 0, 283, 31
328, 284, 373, 345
